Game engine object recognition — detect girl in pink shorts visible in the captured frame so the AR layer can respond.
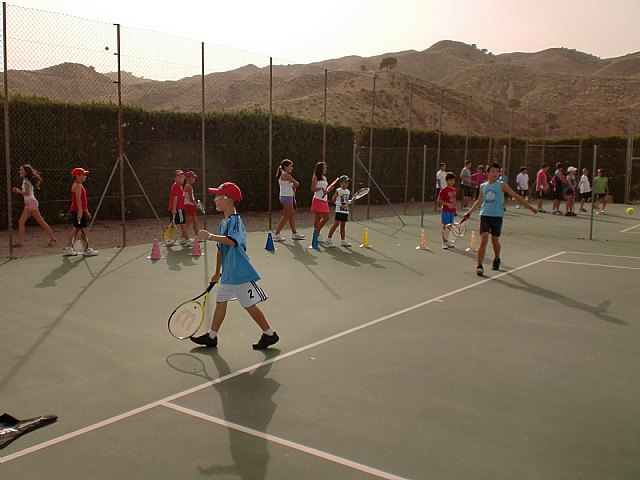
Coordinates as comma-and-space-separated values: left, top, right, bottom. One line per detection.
310, 161, 337, 242
11, 164, 56, 247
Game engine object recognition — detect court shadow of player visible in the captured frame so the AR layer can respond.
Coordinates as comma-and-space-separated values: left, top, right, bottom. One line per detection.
494, 273, 627, 326
35, 256, 84, 288
164, 245, 196, 272
322, 244, 383, 269
281, 240, 318, 267
196, 349, 281, 480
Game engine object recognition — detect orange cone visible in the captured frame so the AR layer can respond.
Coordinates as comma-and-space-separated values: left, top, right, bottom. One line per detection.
147, 239, 164, 260
416, 228, 427, 250
190, 239, 203, 256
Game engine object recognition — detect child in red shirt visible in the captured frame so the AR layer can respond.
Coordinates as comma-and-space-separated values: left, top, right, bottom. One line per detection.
168, 170, 189, 245
439, 172, 457, 249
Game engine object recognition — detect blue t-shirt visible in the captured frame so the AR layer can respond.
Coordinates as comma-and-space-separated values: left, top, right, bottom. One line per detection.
479, 181, 504, 218
217, 214, 260, 285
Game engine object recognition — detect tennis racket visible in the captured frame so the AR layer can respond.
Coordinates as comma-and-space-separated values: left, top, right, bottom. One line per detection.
196, 199, 206, 214
167, 282, 216, 339
323, 177, 339, 198
72, 231, 88, 253
445, 218, 467, 243
164, 222, 177, 245
343, 187, 370, 205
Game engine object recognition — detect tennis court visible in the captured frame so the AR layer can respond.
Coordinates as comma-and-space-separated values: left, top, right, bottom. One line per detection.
1, 206, 639, 479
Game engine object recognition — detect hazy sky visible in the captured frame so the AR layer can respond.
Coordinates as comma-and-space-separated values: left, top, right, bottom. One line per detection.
11, 0, 640, 64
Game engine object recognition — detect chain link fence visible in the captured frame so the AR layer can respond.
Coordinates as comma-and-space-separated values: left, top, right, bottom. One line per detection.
2, 4, 639, 259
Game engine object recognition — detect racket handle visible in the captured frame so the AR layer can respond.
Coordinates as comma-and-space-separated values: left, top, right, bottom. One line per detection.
205, 282, 217, 293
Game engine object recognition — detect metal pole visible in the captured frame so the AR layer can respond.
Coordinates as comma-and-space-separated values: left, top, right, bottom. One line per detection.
435, 88, 443, 212
201, 42, 207, 229
525, 109, 530, 165
542, 111, 548, 165
268, 57, 273, 230
115, 24, 126, 247
367, 74, 376, 220
3, 2, 13, 258
323, 69, 327, 163
625, 111, 633, 204
351, 142, 357, 221
589, 145, 597, 240
464, 94, 471, 164
507, 105, 514, 176
404, 82, 413, 215
420, 145, 427, 228
487, 100, 494, 164
577, 112, 583, 176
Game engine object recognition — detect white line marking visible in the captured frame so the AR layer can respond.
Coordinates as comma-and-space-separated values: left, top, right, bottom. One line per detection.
545, 259, 640, 271
564, 251, 640, 260
0, 251, 565, 465
162, 402, 409, 480
620, 224, 640, 233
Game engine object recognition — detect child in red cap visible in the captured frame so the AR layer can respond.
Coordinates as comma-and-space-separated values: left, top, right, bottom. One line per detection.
63, 167, 98, 256
191, 182, 279, 350
168, 170, 189, 245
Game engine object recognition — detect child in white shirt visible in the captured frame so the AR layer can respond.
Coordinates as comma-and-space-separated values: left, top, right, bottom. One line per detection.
325, 176, 351, 247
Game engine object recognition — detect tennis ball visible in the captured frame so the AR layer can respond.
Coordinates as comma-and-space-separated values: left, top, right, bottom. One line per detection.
627, 207, 635, 216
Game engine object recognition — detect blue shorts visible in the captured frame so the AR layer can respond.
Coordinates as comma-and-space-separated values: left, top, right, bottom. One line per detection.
279, 196, 294, 207
441, 211, 455, 225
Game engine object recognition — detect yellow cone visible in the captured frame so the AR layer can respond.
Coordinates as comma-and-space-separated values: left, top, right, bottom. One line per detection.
360, 227, 371, 248
466, 230, 477, 252
416, 228, 427, 250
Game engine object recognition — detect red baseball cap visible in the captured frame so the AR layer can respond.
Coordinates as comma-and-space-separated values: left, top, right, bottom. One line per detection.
71, 167, 89, 176
174, 169, 185, 177
184, 170, 197, 178
208, 182, 242, 202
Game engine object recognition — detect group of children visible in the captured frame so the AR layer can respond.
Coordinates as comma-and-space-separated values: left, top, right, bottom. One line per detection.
167, 169, 201, 247
11, 164, 98, 256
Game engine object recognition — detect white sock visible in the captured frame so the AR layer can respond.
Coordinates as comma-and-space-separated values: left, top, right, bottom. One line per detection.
263, 328, 274, 336
208, 330, 218, 339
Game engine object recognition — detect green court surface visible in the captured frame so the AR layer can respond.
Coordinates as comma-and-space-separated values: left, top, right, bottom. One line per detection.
1, 207, 639, 479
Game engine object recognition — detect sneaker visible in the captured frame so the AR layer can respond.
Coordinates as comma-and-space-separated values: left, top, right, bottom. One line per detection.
442, 243, 449, 249
579, 208, 587, 213
62, 246, 78, 256
272, 233, 285, 242
177, 237, 188, 245
565, 212, 572, 216
516, 205, 520, 209
340, 239, 352, 247
291, 233, 305, 240
492, 258, 501, 271
252, 331, 279, 350
554, 210, 562, 216
476, 265, 484, 276
83, 247, 99, 257
446, 241, 455, 248
324, 238, 334, 248
185, 238, 195, 247
190, 333, 218, 348
538, 208, 546, 213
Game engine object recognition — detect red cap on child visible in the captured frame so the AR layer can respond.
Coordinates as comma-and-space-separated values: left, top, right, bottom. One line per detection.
208, 182, 242, 202
71, 167, 89, 176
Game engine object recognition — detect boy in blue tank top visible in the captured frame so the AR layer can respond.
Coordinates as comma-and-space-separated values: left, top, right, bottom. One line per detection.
463, 162, 537, 276
190, 182, 279, 350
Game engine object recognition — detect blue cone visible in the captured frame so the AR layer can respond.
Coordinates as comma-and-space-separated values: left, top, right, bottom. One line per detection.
265, 232, 276, 253
309, 229, 319, 250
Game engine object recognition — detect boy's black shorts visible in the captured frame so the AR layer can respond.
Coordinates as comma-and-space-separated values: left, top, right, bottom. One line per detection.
480, 216, 503, 237
71, 211, 88, 228
172, 209, 187, 225
462, 185, 473, 197
335, 212, 348, 222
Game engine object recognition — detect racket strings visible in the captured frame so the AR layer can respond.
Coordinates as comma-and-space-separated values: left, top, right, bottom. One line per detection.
169, 302, 203, 339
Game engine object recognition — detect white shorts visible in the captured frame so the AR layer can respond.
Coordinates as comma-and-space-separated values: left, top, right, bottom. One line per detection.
216, 281, 268, 308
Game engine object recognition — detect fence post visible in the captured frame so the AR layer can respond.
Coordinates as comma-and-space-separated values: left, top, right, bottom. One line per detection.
367, 74, 376, 220
268, 57, 273, 231
3, 2, 14, 259
421, 145, 427, 228
115, 23, 126, 247
404, 82, 413, 215
201, 42, 207, 229
589, 145, 597, 241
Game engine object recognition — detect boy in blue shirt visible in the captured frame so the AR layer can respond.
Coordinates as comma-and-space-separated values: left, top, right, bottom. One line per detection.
463, 162, 537, 276
190, 182, 279, 349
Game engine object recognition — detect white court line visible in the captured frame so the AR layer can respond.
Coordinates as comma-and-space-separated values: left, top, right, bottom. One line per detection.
620, 224, 640, 233
0, 250, 565, 465
545, 259, 640, 271
565, 251, 640, 260
162, 402, 409, 480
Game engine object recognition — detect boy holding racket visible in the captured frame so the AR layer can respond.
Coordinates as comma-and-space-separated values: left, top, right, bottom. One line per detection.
438, 172, 457, 249
168, 170, 189, 245
463, 162, 537, 276
63, 167, 98, 257
191, 182, 279, 350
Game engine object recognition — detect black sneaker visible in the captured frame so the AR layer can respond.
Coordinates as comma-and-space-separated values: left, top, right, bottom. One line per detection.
252, 332, 279, 350
476, 265, 484, 276
189, 333, 218, 348
492, 258, 501, 271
